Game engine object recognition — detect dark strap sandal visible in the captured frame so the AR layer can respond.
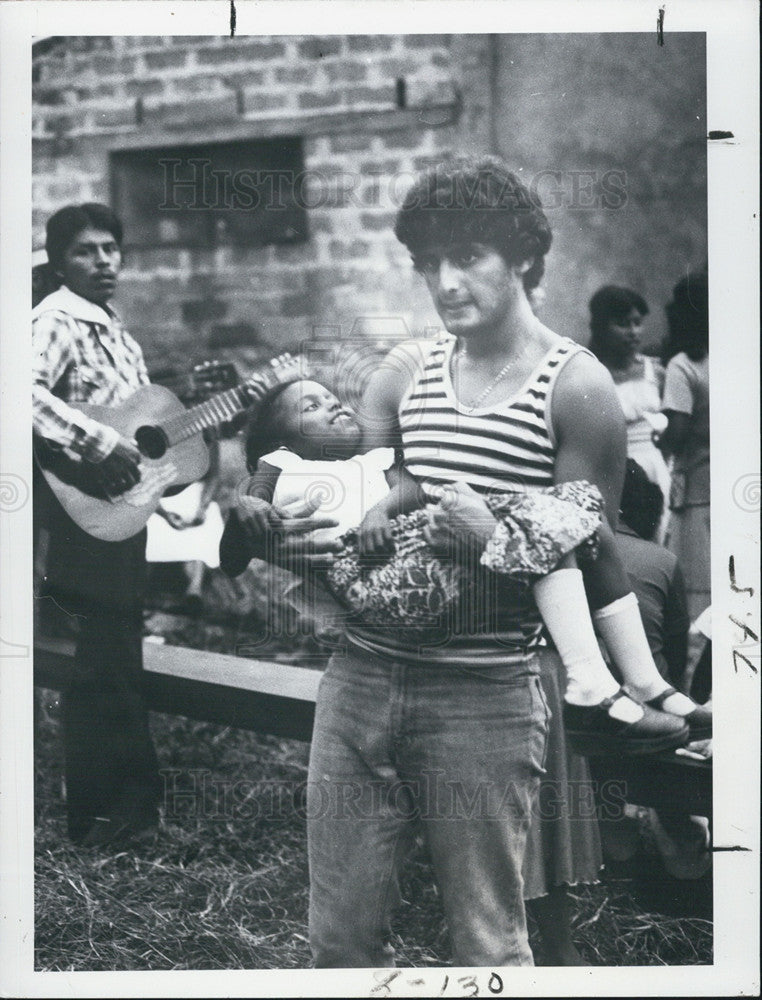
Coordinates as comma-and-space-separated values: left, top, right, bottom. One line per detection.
645, 686, 712, 741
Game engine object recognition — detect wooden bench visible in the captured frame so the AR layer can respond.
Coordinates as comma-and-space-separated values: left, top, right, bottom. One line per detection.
34, 635, 319, 742
34, 635, 711, 817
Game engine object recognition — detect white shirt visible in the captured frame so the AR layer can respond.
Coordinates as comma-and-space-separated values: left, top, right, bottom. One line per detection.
261, 447, 395, 544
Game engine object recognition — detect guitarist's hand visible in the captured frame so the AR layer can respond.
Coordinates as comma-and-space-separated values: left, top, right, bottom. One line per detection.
91, 437, 142, 496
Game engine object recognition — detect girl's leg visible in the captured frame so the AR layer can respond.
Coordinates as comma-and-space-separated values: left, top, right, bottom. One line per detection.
533, 552, 691, 753
583, 523, 710, 735
534, 553, 621, 706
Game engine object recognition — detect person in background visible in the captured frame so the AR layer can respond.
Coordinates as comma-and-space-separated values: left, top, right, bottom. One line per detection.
587, 286, 672, 538
600, 458, 711, 891
33, 203, 165, 847
658, 272, 711, 622
32, 248, 60, 308
616, 458, 690, 688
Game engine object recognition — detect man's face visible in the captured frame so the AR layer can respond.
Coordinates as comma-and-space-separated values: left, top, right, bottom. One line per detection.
59, 226, 122, 305
413, 242, 520, 338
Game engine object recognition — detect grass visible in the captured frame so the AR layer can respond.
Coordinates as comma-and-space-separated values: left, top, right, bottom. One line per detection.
34, 572, 712, 970
34, 683, 713, 971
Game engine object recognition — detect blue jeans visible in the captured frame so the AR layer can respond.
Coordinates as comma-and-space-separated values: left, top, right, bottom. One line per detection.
307, 646, 549, 967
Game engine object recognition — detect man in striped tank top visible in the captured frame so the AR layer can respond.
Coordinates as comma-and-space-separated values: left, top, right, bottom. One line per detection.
241, 159, 709, 967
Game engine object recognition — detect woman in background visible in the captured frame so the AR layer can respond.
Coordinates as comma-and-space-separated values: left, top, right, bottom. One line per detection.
658, 272, 710, 621
588, 286, 672, 536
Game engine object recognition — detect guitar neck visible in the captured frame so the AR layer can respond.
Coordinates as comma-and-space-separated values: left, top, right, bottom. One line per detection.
159, 367, 281, 447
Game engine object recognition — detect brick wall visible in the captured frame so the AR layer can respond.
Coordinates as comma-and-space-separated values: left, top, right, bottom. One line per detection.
32, 34, 463, 375
32, 34, 706, 371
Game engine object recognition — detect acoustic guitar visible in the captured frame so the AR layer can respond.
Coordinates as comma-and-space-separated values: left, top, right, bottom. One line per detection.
35, 353, 301, 542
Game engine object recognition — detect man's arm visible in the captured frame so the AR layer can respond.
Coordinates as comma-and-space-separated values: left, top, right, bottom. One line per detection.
219, 508, 261, 577
551, 351, 627, 525
357, 464, 426, 555
551, 351, 630, 608
33, 310, 143, 493
32, 311, 122, 462
358, 341, 429, 451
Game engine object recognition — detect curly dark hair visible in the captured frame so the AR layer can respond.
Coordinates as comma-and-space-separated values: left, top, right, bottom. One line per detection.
619, 458, 664, 542
45, 203, 123, 274
588, 285, 649, 359
243, 379, 303, 472
394, 156, 553, 292
662, 272, 708, 363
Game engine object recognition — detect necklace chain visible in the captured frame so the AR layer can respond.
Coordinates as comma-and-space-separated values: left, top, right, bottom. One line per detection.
451, 348, 514, 412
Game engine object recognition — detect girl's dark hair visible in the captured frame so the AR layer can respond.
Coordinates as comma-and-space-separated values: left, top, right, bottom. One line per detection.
662, 272, 709, 364
619, 458, 664, 542
244, 379, 303, 471
588, 285, 649, 360
45, 203, 123, 274
394, 156, 553, 292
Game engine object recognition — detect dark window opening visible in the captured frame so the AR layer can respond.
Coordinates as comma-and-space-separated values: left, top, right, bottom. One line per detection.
110, 137, 308, 250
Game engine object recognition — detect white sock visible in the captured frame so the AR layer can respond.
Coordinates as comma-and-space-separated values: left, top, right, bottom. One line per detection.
534, 569, 642, 722
592, 593, 695, 714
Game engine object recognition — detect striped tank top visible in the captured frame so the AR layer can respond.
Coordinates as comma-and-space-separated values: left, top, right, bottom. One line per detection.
347, 334, 587, 667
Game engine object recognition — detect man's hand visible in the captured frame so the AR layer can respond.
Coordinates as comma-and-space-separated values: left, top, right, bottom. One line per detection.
422, 482, 497, 558
238, 495, 342, 568
357, 502, 394, 559
237, 494, 290, 543
91, 437, 142, 496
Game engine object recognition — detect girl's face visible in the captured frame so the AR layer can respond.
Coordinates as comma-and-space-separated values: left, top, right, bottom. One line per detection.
604, 307, 644, 358
275, 380, 362, 458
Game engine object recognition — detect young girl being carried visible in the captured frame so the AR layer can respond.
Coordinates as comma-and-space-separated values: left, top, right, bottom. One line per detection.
220, 376, 710, 755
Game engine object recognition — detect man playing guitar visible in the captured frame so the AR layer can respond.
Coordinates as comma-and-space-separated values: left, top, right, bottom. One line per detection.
33, 203, 163, 847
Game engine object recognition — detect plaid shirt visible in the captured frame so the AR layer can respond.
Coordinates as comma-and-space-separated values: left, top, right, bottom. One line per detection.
33, 285, 149, 462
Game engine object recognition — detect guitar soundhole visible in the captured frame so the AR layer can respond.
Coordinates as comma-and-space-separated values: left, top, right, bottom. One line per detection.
135, 424, 169, 459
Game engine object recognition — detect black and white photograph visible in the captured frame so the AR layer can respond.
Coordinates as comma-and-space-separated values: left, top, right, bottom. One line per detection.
0, 1, 759, 996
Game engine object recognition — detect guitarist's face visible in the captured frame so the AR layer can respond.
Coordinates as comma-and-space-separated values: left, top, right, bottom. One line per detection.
60, 226, 122, 305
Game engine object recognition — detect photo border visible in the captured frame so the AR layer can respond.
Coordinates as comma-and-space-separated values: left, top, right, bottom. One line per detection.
1, 1, 759, 996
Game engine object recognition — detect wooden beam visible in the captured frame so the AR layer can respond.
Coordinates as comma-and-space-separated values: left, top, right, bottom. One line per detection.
35, 635, 318, 742
107, 104, 461, 152
35, 636, 712, 819
589, 751, 712, 819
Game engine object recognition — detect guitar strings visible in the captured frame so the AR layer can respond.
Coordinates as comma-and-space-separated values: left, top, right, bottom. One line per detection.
159, 377, 275, 447
156, 355, 296, 447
